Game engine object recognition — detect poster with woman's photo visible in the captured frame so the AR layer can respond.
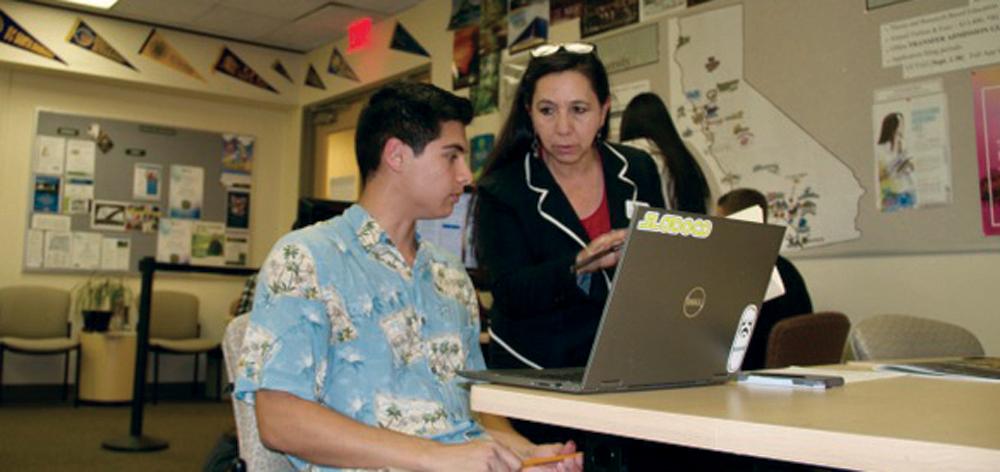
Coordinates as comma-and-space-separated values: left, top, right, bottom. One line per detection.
872, 80, 952, 213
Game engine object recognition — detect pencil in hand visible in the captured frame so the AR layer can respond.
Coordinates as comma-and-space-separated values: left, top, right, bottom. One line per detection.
520, 451, 583, 470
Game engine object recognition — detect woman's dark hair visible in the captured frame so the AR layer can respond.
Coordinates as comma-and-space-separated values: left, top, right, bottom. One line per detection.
620, 92, 710, 214
479, 49, 611, 179
877, 112, 901, 151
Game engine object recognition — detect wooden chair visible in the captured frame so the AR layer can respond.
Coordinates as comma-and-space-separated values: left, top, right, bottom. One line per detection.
850, 314, 983, 361
0, 286, 80, 405
765, 311, 851, 368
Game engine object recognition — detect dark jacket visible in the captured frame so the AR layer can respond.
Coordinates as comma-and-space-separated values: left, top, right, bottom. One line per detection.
476, 142, 665, 369
741, 255, 813, 370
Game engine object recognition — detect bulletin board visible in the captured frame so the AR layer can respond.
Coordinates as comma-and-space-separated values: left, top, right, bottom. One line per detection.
24, 110, 254, 274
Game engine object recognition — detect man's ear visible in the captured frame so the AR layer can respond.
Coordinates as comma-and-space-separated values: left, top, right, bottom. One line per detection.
382, 137, 411, 173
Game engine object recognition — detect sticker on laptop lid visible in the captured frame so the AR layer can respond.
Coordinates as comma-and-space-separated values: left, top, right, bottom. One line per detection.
726, 304, 758, 373
636, 210, 713, 239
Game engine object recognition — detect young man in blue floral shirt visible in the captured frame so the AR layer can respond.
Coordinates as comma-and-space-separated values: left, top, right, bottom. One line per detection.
234, 82, 581, 472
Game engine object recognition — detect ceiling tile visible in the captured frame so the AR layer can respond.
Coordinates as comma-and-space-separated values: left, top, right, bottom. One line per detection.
333, 0, 423, 15
190, 4, 285, 41
108, 0, 218, 26
215, 0, 329, 21
257, 3, 383, 52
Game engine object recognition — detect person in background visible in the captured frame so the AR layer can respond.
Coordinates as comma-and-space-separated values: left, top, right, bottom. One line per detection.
473, 42, 664, 468
234, 82, 581, 472
620, 92, 712, 214
717, 188, 814, 370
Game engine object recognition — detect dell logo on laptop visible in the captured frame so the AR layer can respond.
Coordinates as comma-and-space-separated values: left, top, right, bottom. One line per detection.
683, 287, 707, 318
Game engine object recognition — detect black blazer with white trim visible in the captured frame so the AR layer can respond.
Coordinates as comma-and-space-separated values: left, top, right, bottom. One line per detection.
476, 141, 665, 369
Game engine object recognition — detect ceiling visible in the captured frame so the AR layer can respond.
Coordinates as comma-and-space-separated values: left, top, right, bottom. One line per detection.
24, 0, 424, 52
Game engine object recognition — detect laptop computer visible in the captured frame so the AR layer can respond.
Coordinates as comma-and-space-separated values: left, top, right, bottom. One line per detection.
459, 206, 785, 393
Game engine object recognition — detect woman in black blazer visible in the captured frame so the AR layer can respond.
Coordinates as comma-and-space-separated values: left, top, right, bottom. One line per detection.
475, 43, 665, 372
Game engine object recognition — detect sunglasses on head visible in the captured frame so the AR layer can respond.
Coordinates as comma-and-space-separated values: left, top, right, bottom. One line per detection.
529, 42, 597, 58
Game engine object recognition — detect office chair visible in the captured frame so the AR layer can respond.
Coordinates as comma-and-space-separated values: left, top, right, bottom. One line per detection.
149, 290, 221, 403
0, 286, 80, 405
764, 311, 851, 368
850, 314, 983, 361
222, 315, 294, 471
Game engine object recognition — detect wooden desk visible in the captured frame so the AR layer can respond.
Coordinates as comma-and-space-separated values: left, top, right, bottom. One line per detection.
471, 375, 1000, 471
80, 332, 136, 403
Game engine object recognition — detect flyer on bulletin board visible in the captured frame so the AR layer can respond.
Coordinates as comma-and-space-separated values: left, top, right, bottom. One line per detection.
972, 65, 1000, 236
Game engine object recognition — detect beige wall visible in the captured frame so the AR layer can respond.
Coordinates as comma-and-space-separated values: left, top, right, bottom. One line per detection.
799, 253, 999, 355
0, 1, 303, 105
305, 0, 999, 355
0, 65, 299, 383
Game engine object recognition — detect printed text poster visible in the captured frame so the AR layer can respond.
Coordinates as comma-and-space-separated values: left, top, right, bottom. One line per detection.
168, 165, 204, 219
133, 163, 162, 201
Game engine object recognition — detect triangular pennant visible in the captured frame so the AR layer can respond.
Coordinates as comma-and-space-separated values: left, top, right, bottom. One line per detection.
304, 64, 325, 90
0, 8, 66, 64
390, 22, 430, 58
67, 19, 135, 70
272, 59, 293, 83
138, 29, 204, 82
214, 46, 277, 93
328, 47, 359, 82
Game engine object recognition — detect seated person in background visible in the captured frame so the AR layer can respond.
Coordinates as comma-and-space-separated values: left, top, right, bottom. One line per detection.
717, 188, 814, 371
231, 216, 318, 317
234, 82, 581, 472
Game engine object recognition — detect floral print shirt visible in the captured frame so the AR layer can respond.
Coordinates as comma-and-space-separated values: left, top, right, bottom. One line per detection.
234, 204, 486, 471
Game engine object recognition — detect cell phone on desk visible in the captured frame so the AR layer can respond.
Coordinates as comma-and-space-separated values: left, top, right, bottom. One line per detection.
737, 372, 844, 389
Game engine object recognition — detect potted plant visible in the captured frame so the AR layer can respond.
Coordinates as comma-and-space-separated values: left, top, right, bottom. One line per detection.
72, 277, 134, 332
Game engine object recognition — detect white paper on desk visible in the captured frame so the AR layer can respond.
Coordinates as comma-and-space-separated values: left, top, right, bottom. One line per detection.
724, 206, 786, 301
760, 366, 906, 384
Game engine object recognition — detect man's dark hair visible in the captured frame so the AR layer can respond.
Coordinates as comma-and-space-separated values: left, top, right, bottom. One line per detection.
355, 82, 473, 183
717, 188, 770, 223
